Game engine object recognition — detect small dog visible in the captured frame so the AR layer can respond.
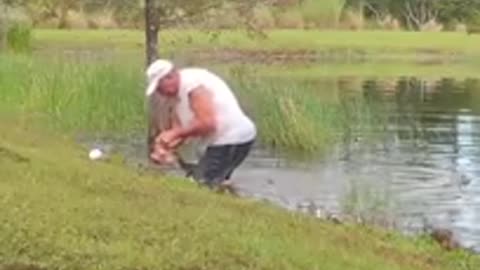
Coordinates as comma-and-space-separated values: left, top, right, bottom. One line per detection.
150, 139, 197, 176
150, 140, 237, 195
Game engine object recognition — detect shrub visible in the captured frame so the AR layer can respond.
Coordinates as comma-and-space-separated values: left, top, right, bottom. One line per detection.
0, 5, 32, 53
341, 9, 364, 30
6, 23, 32, 53
63, 10, 89, 29
251, 3, 276, 29
87, 11, 119, 29
467, 11, 480, 34
274, 8, 305, 29
0, 9, 5, 49
299, 0, 346, 29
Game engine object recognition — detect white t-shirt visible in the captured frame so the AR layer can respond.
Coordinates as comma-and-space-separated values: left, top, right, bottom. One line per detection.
175, 68, 256, 146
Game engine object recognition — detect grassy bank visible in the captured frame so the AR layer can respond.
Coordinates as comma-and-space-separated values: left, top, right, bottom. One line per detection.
0, 54, 381, 155
0, 119, 477, 270
34, 29, 480, 59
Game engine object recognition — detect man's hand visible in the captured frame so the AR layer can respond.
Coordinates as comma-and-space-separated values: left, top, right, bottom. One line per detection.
154, 86, 215, 151
157, 129, 183, 149
150, 144, 177, 165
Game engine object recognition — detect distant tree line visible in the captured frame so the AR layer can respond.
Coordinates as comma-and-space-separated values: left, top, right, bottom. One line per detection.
346, 0, 480, 30
2, 0, 480, 31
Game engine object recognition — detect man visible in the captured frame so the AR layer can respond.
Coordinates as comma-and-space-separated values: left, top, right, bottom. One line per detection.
145, 59, 256, 191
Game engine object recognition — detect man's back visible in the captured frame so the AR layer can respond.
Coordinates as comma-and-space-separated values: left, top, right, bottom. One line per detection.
175, 68, 256, 146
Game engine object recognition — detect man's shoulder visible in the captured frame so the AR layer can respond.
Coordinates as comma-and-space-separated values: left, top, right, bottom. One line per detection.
179, 68, 212, 94
180, 67, 211, 77
181, 67, 225, 83
180, 68, 227, 88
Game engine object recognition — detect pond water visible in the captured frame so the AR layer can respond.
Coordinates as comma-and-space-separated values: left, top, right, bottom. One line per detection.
234, 77, 480, 252
90, 76, 480, 252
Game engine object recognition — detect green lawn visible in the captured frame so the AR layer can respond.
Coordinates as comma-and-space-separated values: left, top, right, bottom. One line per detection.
0, 118, 477, 270
34, 29, 480, 57
30, 29, 480, 79
234, 61, 480, 79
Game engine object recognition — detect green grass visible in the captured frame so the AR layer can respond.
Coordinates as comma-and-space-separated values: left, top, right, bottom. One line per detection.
230, 75, 383, 155
0, 118, 478, 270
6, 23, 32, 53
0, 54, 145, 134
33, 29, 480, 59
0, 54, 382, 155
242, 61, 480, 79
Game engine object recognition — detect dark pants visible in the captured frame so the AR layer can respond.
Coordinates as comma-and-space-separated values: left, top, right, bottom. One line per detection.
192, 140, 254, 188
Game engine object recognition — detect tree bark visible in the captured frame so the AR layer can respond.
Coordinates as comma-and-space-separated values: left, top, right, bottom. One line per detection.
145, 0, 159, 66
58, 2, 70, 29
145, 0, 174, 155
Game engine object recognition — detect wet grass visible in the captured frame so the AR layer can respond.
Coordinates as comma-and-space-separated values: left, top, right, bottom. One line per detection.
34, 29, 480, 59
0, 54, 383, 155
0, 119, 478, 270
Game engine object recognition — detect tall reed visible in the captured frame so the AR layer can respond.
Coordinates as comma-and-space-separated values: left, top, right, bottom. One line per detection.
0, 54, 146, 134
229, 73, 383, 155
0, 54, 383, 155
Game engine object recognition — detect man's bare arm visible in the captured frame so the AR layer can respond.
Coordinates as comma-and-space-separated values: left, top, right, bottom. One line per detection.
174, 86, 216, 140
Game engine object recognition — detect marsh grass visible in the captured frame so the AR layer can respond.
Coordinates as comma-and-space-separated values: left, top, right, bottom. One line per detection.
230, 73, 385, 156
6, 23, 32, 53
0, 54, 384, 155
0, 4, 32, 53
0, 54, 145, 134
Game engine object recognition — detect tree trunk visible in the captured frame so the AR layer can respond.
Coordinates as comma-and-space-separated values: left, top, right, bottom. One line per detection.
0, 4, 6, 50
58, 3, 70, 29
145, 0, 174, 155
145, 0, 159, 66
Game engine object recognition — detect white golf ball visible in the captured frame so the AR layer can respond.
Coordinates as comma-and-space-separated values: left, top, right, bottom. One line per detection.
89, 148, 104, 160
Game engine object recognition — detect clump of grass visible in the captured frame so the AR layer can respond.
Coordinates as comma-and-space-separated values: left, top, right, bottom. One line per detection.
0, 54, 145, 134
0, 5, 32, 53
229, 73, 384, 156
6, 23, 32, 53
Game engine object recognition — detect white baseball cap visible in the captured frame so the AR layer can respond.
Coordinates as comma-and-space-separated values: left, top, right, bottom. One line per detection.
145, 59, 174, 97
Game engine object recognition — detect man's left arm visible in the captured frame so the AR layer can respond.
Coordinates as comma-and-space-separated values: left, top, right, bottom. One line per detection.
159, 86, 216, 147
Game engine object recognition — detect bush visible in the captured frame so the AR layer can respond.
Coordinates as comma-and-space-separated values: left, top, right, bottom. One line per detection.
341, 9, 364, 30
0, 5, 32, 53
251, 3, 276, 29
87, 11, 119, 29
0, 3, 10, 49
299, 0, 346, 28
6, 23, 31, 53
202, 3, 241, 29
63, 10, 89, 29
467, 11, 480, 34
274, 8, 305, 29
